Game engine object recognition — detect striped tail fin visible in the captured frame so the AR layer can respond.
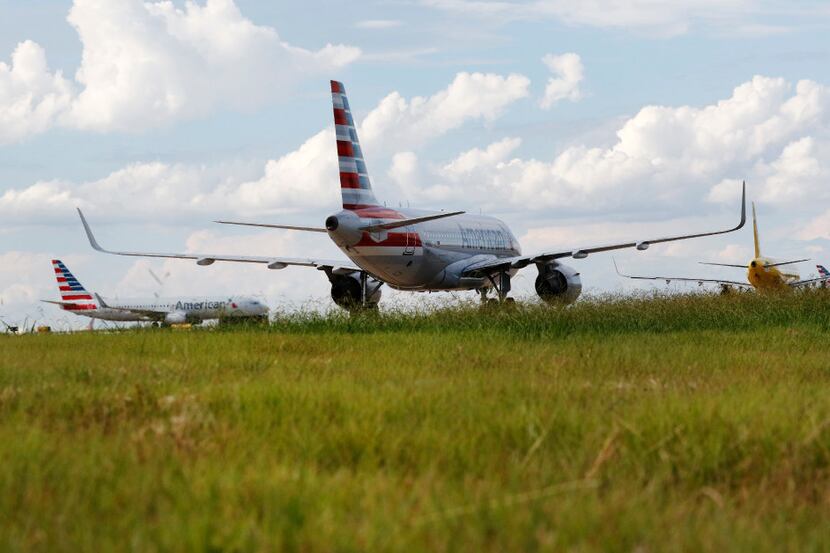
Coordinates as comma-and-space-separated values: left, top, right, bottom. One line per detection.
818, 265, 829, 279
52, 260, 97, 311
331, 80, 379, 210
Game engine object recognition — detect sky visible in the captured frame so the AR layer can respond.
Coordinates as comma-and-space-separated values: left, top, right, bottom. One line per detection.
1, 0, 830, 329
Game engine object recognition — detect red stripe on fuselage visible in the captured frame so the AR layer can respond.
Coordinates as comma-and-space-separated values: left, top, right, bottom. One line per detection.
349, 207, 406, 219
63, 304, 97, 311
355, 232, 422, 247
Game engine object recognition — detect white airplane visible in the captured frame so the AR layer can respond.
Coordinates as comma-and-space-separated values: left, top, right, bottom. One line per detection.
76, 80, 746, 310
42, 259, 269, 325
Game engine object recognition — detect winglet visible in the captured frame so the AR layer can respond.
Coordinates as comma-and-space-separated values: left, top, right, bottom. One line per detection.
736, 180, 747, 232
77, 208, 105, 252
612, 258, 629, 278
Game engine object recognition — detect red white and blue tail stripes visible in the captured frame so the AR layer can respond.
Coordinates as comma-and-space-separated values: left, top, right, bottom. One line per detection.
52, 259, 96, 311
818, 265, 829, 279
331, 80, 379, 210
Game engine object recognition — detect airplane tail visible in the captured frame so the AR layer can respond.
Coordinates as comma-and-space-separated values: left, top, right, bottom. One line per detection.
818, 265, 830, 279
331, 80, 379, 210
752, 202, 761, 258
51, 260, 97, 311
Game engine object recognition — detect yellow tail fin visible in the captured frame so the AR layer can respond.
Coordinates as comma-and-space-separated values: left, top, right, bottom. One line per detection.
752, 202, 761, 258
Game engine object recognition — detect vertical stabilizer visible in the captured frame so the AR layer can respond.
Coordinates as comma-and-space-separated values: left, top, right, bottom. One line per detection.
752, 202, 761, 258
52, 260, 97, 311
331, 80, 379, 210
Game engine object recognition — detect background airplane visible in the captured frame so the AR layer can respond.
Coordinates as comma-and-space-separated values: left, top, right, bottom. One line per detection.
76, 80, 746, 311
42, 260, 269, 325
615, 204, 830, 291
818, 265, 830, 288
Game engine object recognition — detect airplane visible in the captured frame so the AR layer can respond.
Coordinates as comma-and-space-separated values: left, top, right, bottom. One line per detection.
818, 265, 829, 288
75, 80, 747, 310
42, 259, 270, 325
615, 203, 830, 291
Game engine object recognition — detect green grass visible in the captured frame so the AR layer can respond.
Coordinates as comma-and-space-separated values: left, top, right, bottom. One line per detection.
3, 291, 830, 551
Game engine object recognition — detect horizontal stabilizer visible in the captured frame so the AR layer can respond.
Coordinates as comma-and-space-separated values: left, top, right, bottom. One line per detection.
215, 221, 327, 233
699, 262, 746, 268
766, 258, 809, 268
359, 211, 465, 233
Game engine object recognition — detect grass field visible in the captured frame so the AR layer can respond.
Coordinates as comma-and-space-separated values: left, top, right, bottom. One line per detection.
3, 291, 830, 551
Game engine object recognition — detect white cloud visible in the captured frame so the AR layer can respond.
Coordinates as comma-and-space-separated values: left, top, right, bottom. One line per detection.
0, 41, 74, 144
6, 74, 828, 228
399, 75, 830, 216
0, 0, 360, 141
360, 72, 531, 152
65, 0, 359, 132
799, 209, 830, 241
540, 52, 583, 109
422, 0, 794, 37
0, 71, 531, 223
756, 137, 826, 203
388, 152, 422, 191
715, 243, 752, 262
355, 19, 403, 29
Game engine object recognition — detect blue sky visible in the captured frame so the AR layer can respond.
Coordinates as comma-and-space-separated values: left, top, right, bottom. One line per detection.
1, 0, 829, 328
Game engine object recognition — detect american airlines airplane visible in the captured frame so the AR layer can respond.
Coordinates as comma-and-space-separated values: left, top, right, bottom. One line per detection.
76, 80, 746, 310
42, 260, 269, 325
615, 203, 830, 291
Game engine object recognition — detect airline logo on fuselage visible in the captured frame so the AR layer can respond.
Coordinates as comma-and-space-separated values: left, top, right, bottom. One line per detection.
175, 300, 228, 311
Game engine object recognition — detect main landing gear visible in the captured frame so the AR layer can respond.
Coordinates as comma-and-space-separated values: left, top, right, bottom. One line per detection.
327, 268, 383, 312
358, 271, 383, 311
480, 269, 515, 306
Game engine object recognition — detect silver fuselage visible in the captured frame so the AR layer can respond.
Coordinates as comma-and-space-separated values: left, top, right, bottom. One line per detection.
64, 296, 269, 323
327, 207, 522, 291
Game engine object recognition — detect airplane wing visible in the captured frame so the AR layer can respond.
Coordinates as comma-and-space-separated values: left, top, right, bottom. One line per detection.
463, 182, 746, 278
77, 209, 360, 272
612, 260, 752, 288
789, 276, 830, 288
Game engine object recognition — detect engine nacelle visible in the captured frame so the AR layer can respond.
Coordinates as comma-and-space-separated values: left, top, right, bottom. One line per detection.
535, 263, 582, 304
330, 273, 383, 310
164, 311, 188, 324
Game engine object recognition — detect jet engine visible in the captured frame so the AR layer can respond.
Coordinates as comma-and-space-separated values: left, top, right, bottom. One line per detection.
535, 262, 582, 304
330, 273, 383, 310
164, 311, 188, 324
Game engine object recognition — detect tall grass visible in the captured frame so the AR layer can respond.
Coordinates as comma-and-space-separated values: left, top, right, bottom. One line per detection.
1, 291, 830, 551
265, 288, 830, 336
